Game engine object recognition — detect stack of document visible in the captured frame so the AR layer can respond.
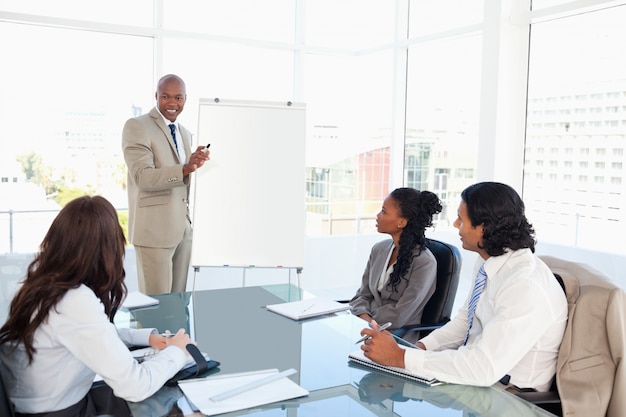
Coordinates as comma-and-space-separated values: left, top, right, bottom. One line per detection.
178, 368, 308, 416
265, 297, 350, 320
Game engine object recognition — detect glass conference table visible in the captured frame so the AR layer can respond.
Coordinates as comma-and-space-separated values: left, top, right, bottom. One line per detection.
114, 284, 557, 417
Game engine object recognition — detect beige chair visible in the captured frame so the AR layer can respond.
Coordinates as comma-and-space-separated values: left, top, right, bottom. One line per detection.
517, 255, 626, 417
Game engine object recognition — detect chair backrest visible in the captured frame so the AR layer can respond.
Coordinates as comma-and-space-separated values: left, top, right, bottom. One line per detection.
421, 238, 462, 328
539, 255, 626, 417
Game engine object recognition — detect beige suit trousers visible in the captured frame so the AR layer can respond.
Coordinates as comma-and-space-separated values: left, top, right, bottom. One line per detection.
134, 221, 192, 295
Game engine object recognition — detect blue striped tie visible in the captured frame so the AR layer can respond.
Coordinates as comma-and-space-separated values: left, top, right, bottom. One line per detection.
169, 123, 179, 156
463, 264, 487, 345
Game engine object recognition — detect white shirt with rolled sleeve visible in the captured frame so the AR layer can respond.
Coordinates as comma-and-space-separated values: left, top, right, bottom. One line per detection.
0, 285, 188, 414
404, 248, 568, 392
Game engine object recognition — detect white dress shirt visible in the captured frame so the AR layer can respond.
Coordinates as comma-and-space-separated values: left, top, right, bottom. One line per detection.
404, 248, 568, 392
0, 285, 188, 413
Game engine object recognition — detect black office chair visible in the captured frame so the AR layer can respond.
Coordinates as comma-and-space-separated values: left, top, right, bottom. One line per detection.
393, 238, 462, 340
0, 366, 16, 417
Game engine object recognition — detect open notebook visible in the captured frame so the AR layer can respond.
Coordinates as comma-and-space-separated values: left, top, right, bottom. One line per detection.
348, 346, 441, 386
265, 298, 350, 320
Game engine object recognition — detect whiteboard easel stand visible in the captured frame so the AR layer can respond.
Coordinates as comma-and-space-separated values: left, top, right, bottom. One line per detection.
190, 99, 306, 294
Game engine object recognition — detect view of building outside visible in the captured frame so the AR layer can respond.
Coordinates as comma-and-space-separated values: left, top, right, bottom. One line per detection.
524, 5, 626, 254
405, 34, 482, 229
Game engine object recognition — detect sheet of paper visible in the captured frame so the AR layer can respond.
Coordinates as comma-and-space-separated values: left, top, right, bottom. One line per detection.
122, 291, 159, 309
265, 297, 350, 320
178, 369, 308, 416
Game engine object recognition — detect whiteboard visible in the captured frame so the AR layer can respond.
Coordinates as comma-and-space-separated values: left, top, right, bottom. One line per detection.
190, 99, 306, 268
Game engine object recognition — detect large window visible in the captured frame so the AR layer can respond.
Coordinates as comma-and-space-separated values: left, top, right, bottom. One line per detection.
525, 4, 626, 255
405, 35, 483, 228
0, 20, 152, 252
300, 0, 398, 236
162, 0, 295, 43
303, 50, 395, 235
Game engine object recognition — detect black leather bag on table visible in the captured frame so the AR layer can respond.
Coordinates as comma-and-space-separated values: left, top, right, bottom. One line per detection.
164, 344, 220, 386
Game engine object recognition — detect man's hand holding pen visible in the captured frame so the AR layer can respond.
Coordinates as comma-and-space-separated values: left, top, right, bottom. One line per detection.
359, 320, 406, 368
356, 321, 392, 344
183, 145, 210, 176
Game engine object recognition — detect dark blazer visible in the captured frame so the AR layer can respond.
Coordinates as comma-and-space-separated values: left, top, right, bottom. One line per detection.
350, 239, 437, 334
122, 107, 193, 248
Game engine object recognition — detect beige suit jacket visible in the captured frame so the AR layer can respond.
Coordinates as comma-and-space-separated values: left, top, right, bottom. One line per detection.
122, 107, 193, 248
541, 256, 626, 417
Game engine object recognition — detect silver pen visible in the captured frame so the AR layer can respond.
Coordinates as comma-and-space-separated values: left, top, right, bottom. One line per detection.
301, 303, 315, 313
355, 321, 392, 344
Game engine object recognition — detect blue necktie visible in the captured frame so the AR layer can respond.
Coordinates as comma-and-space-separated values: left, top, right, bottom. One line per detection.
168, 123, 179, 156
463, 264, 487, 345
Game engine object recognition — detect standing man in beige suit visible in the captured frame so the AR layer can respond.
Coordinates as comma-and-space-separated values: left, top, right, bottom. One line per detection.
122, 74, 210, 294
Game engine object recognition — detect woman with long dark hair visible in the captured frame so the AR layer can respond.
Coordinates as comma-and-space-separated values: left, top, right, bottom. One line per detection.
350, 188, 443, 343
0, 195, 193, 416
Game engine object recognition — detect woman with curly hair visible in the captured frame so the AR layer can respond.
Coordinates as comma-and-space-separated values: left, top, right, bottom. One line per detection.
0, 195, 194, 416
349, 187, 443, 343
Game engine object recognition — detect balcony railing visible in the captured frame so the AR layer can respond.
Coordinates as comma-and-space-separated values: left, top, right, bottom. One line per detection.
0, 208, 130, 254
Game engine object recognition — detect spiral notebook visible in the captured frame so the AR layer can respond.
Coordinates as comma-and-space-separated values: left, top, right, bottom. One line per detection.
348, 347, 441, 386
